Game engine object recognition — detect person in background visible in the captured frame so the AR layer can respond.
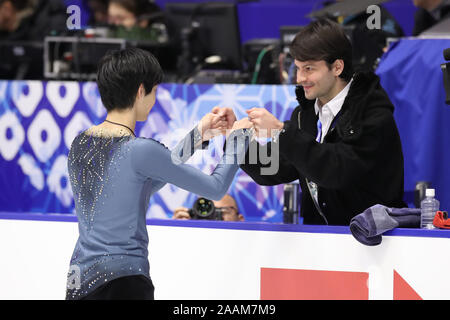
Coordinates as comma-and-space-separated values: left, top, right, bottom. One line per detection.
0, 0, 66, 41
224, 19, 406, 226
412, 0, 450, 35
173, 194, 245, 222
108, 0, 167, 42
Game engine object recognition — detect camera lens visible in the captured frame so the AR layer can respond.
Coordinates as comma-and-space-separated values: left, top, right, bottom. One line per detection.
192, 198, 215, 219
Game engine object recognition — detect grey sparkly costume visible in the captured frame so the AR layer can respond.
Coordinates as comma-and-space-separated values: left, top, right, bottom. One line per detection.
65, 127, 249, 299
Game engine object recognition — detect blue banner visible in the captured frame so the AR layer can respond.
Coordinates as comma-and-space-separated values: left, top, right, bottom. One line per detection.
0, 81, 299, 222
377, 38, 450, 212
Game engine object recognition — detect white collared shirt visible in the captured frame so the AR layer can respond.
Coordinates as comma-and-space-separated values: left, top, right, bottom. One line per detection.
314, 78, 353, 143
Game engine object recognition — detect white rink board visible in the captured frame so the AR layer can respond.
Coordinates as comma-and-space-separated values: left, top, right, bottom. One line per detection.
0, 217, 449, 300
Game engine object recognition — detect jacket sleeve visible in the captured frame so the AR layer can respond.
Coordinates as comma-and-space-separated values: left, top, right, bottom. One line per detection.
170, 126, 210, 165
278, 105, 397, 189
239, 135, 299, 186
150, 125, 208, 193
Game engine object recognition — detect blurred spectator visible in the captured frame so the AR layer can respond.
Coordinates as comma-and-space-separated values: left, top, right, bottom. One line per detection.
173, 194, 245, 222
0, 0, 67, 41
87, 0, 109, 26
412, 0, 450, 36
108, 0, 167, 42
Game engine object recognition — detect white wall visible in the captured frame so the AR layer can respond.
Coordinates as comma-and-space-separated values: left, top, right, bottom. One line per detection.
0, 218, 449, 300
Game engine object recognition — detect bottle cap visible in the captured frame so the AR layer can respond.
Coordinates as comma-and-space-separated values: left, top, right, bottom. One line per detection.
426, 188, 435, 197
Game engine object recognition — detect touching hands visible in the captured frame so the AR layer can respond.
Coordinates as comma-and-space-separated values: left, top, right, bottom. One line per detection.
211, 106, 236, 130
230, 117, 253, 131
198, 112, 228, 141
212, 107, 253, 137
200, 106, 281, 140
246, 108, 284, 137
198, 106, 243, 141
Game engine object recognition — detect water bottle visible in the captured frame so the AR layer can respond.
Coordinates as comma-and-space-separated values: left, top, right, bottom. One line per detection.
420, 189, 440, 229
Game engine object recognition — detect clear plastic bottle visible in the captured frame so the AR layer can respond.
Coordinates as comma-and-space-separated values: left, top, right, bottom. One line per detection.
420, 189, 440, 229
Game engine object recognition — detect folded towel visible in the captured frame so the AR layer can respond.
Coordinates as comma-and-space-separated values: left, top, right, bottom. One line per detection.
433, 211, 450, 229
350, 204, 421, 246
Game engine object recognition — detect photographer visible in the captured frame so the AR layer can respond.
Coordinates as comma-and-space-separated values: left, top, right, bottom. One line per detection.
107, 0, 167, 42
173, 194, 244, 222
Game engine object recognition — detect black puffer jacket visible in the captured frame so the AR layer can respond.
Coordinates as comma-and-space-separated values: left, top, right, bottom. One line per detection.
240, 72, 406, 225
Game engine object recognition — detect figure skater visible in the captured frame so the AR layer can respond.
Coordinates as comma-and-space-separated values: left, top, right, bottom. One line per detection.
65, 47, 251, 300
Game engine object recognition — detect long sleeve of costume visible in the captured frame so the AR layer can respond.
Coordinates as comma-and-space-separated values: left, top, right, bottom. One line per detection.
171, 126, 210, 165
131, 129, 250, 201
150, 126, 208, 193
240, 138, 299, 186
